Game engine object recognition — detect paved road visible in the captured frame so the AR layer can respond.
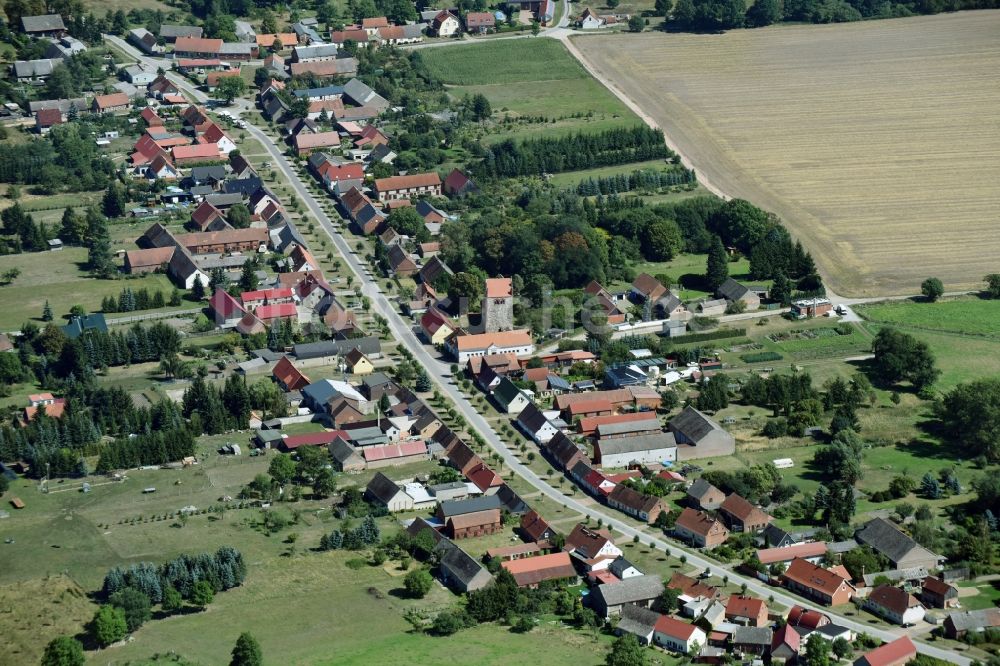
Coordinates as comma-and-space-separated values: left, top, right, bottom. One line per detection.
106, 34, 970, 663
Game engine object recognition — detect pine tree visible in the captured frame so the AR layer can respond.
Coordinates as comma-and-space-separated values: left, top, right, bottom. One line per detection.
771, 271, 792, 305
191, 278, 206, 301
102, 182, 127, 219
239, 261, 259, 291
169, 288, 181, 306
42, 301, 54, 322
705, 236, 729, 291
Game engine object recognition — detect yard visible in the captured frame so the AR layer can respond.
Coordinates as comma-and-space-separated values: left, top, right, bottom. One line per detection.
0, 247, 178, 329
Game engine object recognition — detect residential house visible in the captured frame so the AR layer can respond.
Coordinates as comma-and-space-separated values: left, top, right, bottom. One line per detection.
782, 558, 855, 606
760, 524, 796, 548
272, 356, 310, 392
609, 557, 643, 580
34, 108, 62, 134
653, 615, 707, 654
631, 273, 668, 303
863, 585, 926, 626
565, 523, 622, 570
129, 28, 163, 54
492, 377, 531, 415
855, 518, 942, 572
209, 288, 247, 326
124, 247, 174, 274
418, 256, 452, 286
344, 348, 374, 376
516, 403, 559, 444
374, 173, 443, 202
674, 508, 730, 549
686, 479, 726, 511
520, 509, 556, 543
719, 494, 773, 533
364, 472, 414, 511
578, 7, 606, 28
725, 595, 768, 627
717, 278, 761, 310
583, 280, 627, 325
420, 308, 457, 346
589, 575, 663, 618
432, 11, 461, 36
443, 168, 479, 195
856, 636, 917, 666
502, 552, 577, 588
607, 485, 669, 524
544, 432, 587, 471
668, 406, 736, 458
376, 24, 425, 45
667, 572, 721, 601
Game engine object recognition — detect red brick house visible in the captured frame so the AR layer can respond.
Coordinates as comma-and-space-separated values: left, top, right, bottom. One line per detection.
782, 558, 854, 606
446, 508, 502, 539
719, 494, 773, 533
673, 508, 729, 549
373, 172, 442, 202
607, 485, 669, 524
272, 356, 310, 391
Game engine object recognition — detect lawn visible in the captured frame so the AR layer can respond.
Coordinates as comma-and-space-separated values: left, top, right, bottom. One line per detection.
573, 13, 1000, 297
608, 254, 752, 302
546, 159, 682, 187
421, 38, 641, 140
0, 247, 178, 329
856, 296, 1000, 339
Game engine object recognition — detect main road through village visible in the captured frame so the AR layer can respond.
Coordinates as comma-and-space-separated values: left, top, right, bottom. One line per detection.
106, 34, 970, 664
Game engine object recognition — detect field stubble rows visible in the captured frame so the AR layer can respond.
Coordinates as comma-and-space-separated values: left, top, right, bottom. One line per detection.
572, 12, 1000, 296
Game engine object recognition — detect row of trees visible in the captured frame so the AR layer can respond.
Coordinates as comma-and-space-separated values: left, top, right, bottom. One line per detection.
666, 0, 1000, 32
477, 126, 673, 178
574, 166, 695, 197
101, 287, 174, 314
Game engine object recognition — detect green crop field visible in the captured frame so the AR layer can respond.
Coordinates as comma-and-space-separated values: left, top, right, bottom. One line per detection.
421, 39, 641, 141
573, 12, 1000, 297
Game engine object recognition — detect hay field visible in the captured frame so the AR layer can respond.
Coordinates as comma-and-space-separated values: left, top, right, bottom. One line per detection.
572, 12, 1000, 296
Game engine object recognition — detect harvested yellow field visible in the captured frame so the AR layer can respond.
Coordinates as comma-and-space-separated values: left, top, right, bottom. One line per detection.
571, 12, 1000, 296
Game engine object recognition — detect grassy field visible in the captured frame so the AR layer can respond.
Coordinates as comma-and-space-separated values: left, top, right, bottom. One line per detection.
857, 296, 1000, 338
572, 12, 1000, 297
421, 39, 641, 141
0, 247, 177, 329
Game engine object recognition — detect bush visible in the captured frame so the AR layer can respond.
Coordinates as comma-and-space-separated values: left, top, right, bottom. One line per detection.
740, 351, 783, 363
404, 569, 434, 599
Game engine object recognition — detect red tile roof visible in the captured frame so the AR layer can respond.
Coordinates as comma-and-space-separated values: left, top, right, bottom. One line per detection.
280, 430, 346, 450
241, 287, 294, 304
94, 92, 130, 110
209, 288, 246, 319
272, 356, 310, 391
756, 541, 828, 565
858, 636, 916, 666
501, 552, 576, 587
35, 108, 62, 126
362, 440, 427, 462
174, 36, 223, 53
206, 69, 241, 86
654, 615, 699, 641
172, 143, 222, 161
256, 302, 298, 321
375, 172, 441, 192
485, 277, 512, 298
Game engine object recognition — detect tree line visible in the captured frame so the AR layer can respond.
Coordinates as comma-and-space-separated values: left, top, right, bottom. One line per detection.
664, 0, 999, 32
575, 166, 696, 196
476, 126, 673, 179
